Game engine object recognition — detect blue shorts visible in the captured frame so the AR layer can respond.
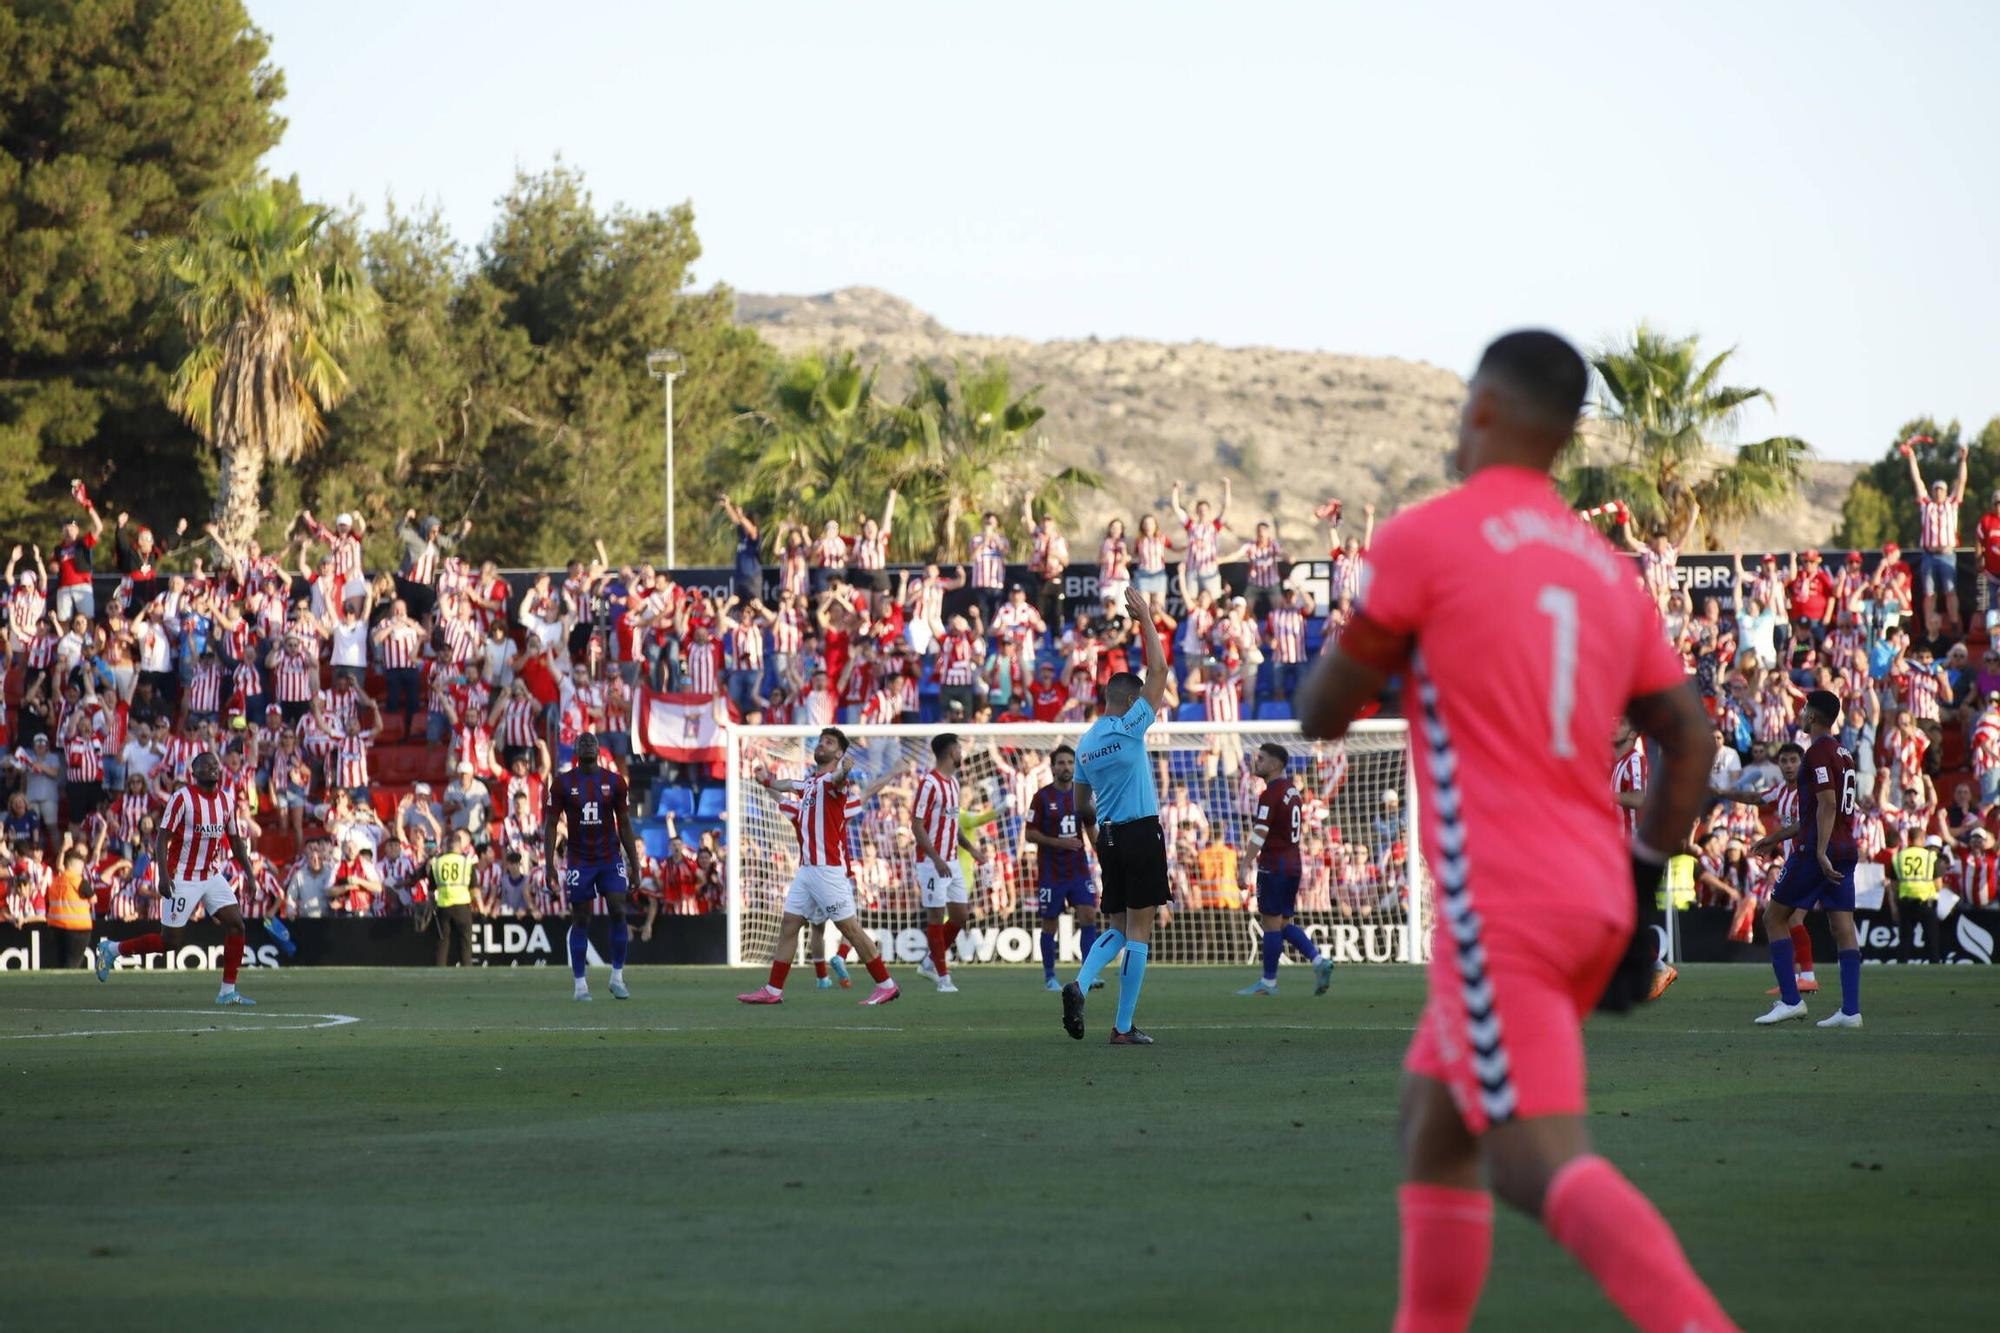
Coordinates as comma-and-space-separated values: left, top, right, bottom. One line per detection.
564, 860, 630, 904
1919, 552, 1957, 596
1036, 879, 1096, 917
1770, 851, 1856, 912
1256, 867, 1303, 918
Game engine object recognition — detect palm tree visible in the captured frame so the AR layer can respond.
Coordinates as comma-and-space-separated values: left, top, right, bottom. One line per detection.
155, 181, 379, 548
897, 358, 1100, 560
724, 351, 926, 541
1562, 324, 1810, 546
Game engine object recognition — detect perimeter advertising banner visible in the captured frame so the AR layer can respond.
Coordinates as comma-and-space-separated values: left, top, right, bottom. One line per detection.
0, 917, 727, 970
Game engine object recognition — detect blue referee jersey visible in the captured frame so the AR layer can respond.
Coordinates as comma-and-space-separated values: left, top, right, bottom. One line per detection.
1077, 697, 1158, 824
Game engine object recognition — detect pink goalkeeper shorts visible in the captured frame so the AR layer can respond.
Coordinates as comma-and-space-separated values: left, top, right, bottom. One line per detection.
1404, 911, 1628, 1135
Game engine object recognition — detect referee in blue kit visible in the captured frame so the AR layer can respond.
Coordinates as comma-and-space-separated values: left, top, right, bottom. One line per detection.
1063, 585, 1171, 1045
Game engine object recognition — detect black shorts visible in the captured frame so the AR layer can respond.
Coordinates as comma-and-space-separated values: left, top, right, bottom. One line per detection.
1098, 816, 1170, 915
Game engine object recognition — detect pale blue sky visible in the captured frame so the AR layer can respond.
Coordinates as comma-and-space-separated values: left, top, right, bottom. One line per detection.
255, 0, 1997, 462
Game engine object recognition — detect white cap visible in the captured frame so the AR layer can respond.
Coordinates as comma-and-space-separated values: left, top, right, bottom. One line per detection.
1925, 834, 1944, 848
335, 512, 353, 528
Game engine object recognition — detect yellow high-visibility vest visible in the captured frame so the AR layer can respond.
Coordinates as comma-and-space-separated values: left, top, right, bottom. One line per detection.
428, 853, 476, 908
1657, 854, 1697, 910
1893, 846, 1939, 901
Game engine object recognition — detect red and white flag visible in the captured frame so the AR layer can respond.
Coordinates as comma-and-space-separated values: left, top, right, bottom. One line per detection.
631, 688, 727, 763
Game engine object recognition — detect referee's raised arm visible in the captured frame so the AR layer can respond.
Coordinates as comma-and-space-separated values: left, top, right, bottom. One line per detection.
1124, 587, 1167, 711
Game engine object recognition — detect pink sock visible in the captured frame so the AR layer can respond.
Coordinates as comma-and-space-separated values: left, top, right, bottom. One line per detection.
1394, 1184, 1492, 1333
1543, 1156, 1738, 1333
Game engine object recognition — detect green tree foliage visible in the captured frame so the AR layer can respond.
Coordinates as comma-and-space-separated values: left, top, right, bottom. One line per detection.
723, 351, 927, 550
721, 353, 1101, 563
1561, 325, 1811, 548
467, 165, 772, 567
897, 358, 1098, 560
0, 0, 283, 537
155, 179, 378, 548
1833, 416, 2000, 549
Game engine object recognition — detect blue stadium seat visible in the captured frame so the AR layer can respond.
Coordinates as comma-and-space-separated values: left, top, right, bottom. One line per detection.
1304, 617, 1328, 655
1174, 702, 1207, 722
639, 825, 671, 860
1255, 700, 1293, 721
695, 786, 727, 820
655, 785, 694, 820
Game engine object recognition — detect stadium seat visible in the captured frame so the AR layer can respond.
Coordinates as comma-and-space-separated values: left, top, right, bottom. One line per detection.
1175, 702, 1206, 722
1255, 700, 1293, 721
655, 785, 694, 820
695, 786, 726, 820
1304, 618, 1328, 656
639, 824, 671, 860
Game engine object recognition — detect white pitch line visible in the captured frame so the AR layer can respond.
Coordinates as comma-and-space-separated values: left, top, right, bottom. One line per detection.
0, 1010, 360, 1041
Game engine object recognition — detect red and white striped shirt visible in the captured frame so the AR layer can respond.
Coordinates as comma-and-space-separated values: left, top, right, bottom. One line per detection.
685, 639, 722, 695
377, 620, 424, 669
1888, 728, 1927, 780
1183, 517, 1224, 576
8, 586, 45, 640
991, 601, 1040, 643
1135, 532, 1168, 574
1335, 550, 1370, 605
1902, 667, 1944, 722
1853, 809, 1886, 860
163, 785, 236, 883
780, 770, 852, 866
186, 661, 225, 714
1267, 606, 1306, 663
331, 730, 372, 788
778, 541, 809, 598
913, 769, 962, 859
970, 533, 1009, 589
1030, 525, 1067, 575
1612, 744, 1649, 838
938, 632, 979, 686
1972, 711, 2000, 774
1201, 675, 1241, 722
813, 533, 850, 569
1245, 537, 1283, 588
230, 662, 262, 715
1098, 537, 1130, 585
850, 528, 890, 570
771, 610, 804, 655
442, 613, 480, 665
62, 736, 102, 782
26, 630, 57, 669
109, 789, 157, 844
495, 696, 540, 749
271, 649, 317, 703
726, 625, 764, 673
160, 734, 200, 782
1918, 496, 1960, 549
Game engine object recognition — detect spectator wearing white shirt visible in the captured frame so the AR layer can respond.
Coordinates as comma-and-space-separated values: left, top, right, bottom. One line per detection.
286, 840, 337, 918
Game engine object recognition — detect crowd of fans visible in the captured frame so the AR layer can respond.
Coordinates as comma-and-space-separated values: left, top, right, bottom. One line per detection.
6, 452, 1999, 958
1619, 445, 2000, 940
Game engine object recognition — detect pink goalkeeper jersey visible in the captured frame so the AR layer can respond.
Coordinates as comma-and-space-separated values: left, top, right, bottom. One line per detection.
1356, 466, 1686, 926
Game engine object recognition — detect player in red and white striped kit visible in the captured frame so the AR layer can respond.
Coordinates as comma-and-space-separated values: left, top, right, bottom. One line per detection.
912, 734, 980, 993
737, 727, 900, 1006
95, 753, 260, 1003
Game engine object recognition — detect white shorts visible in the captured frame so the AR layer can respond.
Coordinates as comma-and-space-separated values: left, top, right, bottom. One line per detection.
918, 860, 969, 909
162, 875, 239, 929
783, 864, 856, 925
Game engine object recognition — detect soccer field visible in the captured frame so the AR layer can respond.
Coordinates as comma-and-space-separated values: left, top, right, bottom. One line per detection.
3, 964, 1995, 1332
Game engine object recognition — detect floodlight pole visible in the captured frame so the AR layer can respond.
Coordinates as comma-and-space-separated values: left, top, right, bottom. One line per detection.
647, 349, 685, 568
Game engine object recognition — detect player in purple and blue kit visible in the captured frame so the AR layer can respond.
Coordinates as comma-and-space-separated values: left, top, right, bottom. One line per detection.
1236, 742, 1335, 997
544, 732, 643, 1002
1025, 744, 1099, 991
1754, 689, 1864, 1029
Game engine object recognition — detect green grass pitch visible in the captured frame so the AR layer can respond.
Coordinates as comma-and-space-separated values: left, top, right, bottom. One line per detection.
3, 963, 1995, 1331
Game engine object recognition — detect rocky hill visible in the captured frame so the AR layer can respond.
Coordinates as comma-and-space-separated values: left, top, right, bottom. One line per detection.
734, 287, 1855, 554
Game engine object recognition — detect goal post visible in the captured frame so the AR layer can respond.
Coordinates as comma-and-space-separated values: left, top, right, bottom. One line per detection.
723, 720, 1429, 969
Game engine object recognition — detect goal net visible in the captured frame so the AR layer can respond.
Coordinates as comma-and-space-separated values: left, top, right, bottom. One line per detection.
723, 720, 1428, 970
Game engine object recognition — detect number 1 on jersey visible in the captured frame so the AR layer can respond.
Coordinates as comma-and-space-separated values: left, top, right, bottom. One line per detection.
1537, 584, 1579, 757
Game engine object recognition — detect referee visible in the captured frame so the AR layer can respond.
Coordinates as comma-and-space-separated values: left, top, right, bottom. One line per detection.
1062, 585, 1171, 1045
